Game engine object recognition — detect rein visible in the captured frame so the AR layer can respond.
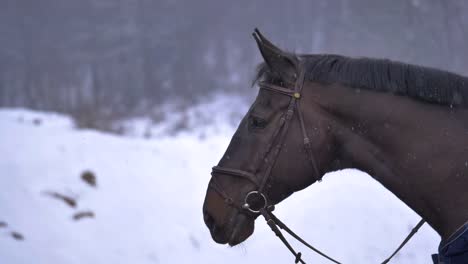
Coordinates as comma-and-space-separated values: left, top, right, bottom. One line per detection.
209, 63, 425, 263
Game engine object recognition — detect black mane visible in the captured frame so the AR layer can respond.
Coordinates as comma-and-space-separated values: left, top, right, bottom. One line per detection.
255, 54, 468, 107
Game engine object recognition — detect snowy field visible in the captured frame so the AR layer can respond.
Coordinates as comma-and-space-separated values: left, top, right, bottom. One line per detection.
0, 97, 440, 264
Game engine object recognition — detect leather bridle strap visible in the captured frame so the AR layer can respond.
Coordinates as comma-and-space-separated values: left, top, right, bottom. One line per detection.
259, 82, 298, 97
261, 206, 425, 264
257, 95, 296, 192
268, 210, 342, 263
260, 207, 342, 264
260, 208, 306, 264
296, 99, 322, 182
211, 166, 259, 186
257, 77, 322, 184
380, 219, 425, 264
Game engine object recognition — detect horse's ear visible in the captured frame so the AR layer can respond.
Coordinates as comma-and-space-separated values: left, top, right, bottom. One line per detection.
253, 29, 298, 83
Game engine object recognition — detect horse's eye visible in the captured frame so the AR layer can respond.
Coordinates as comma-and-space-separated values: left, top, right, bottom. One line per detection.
249, 116, 267, 130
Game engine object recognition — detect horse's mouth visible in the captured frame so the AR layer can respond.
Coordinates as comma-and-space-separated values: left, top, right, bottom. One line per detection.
210, 214, 254, 246
230, 214, 255, 246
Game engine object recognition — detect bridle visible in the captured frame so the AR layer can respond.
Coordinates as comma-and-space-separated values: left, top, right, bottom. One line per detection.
210, 63, 320, 207
209, 63, 425, 264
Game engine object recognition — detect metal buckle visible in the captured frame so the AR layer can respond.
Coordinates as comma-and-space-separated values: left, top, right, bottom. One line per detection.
242, 191, 268, 213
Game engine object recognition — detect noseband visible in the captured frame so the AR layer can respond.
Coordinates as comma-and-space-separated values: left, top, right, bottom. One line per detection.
208, 64, 424, 264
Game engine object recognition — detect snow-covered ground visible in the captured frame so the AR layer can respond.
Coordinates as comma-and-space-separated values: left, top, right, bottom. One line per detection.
0, 97, 440, 264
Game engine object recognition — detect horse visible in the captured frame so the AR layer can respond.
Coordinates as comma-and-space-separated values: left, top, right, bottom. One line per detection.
202, 29, 468, 263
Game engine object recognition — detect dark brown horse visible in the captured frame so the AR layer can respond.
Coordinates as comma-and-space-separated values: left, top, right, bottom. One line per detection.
202, 30, 468, 263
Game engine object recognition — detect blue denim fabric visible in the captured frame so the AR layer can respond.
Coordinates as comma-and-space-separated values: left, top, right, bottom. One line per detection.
433, 223, 468, 264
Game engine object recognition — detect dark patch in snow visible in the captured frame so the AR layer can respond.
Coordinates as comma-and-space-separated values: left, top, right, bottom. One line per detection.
73, 211, 95, 221
0, 221, 7, 228
81, 170, 97, 188
11, 231, 24, 241
189, 234, 200, 250
43, 191, 77, 208
33, 118, 42, 126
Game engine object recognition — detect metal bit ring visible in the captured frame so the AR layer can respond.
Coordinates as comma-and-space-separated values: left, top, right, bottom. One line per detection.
243, 191, 267, 213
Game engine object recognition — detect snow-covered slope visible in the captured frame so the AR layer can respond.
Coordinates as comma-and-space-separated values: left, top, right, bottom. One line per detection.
0, 102, 440, 264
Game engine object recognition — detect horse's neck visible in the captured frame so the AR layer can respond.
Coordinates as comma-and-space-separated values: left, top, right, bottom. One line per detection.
308, 82, 468, 239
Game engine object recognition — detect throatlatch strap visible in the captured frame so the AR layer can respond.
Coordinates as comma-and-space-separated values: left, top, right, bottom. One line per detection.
296, 100, 322, 182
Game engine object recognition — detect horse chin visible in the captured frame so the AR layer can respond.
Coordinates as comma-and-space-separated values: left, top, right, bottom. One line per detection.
227, 214, 254, 246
